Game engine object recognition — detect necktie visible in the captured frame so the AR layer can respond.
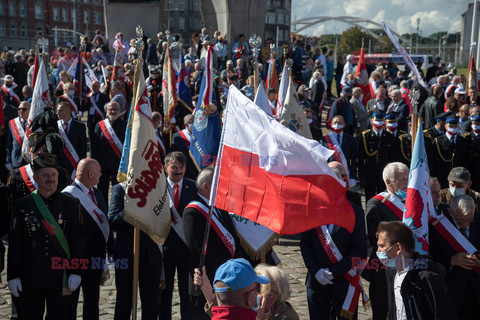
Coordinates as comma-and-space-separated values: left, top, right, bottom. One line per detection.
460, 228, 467, 238
64, 122, 68, 134
22, 120, 26, 131
89, 189, 98, 206
174, 184, 179, 209
337, 134, 341, 144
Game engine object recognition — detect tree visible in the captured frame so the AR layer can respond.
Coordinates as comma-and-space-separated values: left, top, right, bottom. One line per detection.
338, 27, 370, 55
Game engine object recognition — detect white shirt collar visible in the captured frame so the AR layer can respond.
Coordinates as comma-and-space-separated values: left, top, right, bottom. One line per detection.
74, 178, 90, 194
61, 118, 73, 126
198, 193, 210, 205
167, 176, 183, 191
373, 127, 384, 136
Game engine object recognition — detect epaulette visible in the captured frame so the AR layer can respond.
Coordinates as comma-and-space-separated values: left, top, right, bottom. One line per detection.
398, 133, 410, 140
463, 132, 471, 138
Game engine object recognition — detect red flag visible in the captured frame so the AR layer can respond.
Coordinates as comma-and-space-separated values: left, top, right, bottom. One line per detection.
212, 86, 355, 235
31, 48, 40, 89
266, 59, 278, 91
468, 54, 477, 91
355, 47, 371, 106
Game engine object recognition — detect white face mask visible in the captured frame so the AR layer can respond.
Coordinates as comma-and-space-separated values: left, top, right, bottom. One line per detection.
472, 124, 480, 132
187, 123, 193, 132
446, 126, 459, 135
372, 120, 385, 127
108, 114, 119, 122
332, 124, 344, 130
306, 118, 313, 125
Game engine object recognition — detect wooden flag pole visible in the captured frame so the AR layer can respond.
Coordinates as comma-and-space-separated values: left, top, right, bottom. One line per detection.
130, 25, 145, 320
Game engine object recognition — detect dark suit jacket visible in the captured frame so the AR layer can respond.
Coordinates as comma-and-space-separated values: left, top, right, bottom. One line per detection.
1, 104, 18, 159
163, 177, 197, 258
321, 132, 357, 180
87, 92, 109, 130
108, 183, 162, 266
171, 132, 199, 180
6, 117, 27, 168
300, 202, 366, 291
432, 135, 468, 188
182, 194, 247, 296
58, 120, 87, 176
389, 100, 409, 132
69, 181, 108, 269
419, 96, 443, 129
91, 119, 126, 174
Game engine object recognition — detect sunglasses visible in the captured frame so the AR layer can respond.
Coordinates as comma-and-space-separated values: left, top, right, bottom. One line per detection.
241, 283, 260, 297
19, 108, 28, 111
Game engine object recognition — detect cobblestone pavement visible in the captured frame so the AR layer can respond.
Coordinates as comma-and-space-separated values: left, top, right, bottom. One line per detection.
1, 237, 373, 319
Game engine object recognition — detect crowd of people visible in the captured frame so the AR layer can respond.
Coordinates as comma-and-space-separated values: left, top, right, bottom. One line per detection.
0, 27, 479, 320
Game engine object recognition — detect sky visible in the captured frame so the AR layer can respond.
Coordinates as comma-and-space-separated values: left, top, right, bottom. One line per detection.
291, 0, 469, 37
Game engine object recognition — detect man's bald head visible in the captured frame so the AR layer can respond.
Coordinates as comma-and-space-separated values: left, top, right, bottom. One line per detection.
76, 158, 102, 189
328, 161, 347, 180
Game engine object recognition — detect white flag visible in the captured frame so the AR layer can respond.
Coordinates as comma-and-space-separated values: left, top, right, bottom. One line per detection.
124, 68, 171, 245
280, 77, 313, 139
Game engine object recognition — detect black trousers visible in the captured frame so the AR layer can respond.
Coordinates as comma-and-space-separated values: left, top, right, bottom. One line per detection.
306, 278, 357, 320
158, 244, 190, 320
368, 268, 388, 320
20, 286, 70, 320
98, 168, 118, 207
69, 268, 103, 320
114, 259, 162, 320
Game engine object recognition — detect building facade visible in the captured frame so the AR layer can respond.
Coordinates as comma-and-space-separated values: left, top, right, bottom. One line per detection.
460, 2, 480, 66
0, 0, 105, 52
264, 0, 291, 46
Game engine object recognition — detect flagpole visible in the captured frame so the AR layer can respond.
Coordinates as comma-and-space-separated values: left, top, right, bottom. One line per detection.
250, 34, 261, 97
130, 25, 145, 320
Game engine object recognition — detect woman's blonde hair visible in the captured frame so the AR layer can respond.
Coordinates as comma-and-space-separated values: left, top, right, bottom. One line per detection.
254, 264, 291, 302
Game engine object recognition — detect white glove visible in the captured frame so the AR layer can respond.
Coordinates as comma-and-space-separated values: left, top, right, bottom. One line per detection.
8, 278, 22, 297
315, 268, 334, 285
68, 274, 82, 292
5, 163, 13, 171
348, 178, 357, 188
77, 111, 83, 119
169, 116, 176, 124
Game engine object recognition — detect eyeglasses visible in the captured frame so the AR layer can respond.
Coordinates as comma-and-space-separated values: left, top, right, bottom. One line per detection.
241, 284, 260, 297
19, 108, 28, 111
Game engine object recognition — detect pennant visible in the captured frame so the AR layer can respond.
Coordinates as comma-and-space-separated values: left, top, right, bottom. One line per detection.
162, 45, 178, 124
124, 67, 171, 245
176, 52, 193, 112
211, 86, 354, 235
280, 77, 313, 139
403, 124, 433, 255
266, 59, 278, 91
253, 82, 273, 116
355, 47, 372, 106
31, 48, 40, 89
467, 54, 477, 90
276, 62, 288, 115
67, 56, 99, 90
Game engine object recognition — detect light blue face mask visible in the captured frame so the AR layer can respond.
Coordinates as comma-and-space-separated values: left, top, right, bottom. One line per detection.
252, 295, 260, 311
396, 190, 407, 199
449, 186, 465, 197
376, 245, 396, 268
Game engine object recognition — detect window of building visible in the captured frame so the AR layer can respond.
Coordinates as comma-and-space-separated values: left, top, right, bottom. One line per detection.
8, 1, 14, 16
71, 9, 75, 21
35, 2, 43, 19
36, 26, 43, 37
20, 24, 26, 37
84, 9, 89, 23
266, 12, 275, 24
9, 23, 15, 36
62, 8, 68, 22
277, 14, 283, 25
167, 0, 174, 10
19, 2, 25, 17
179, 16, 185, 29
179, 0, 185, 10
53, 7, 59, 21
0, 22, 5, 36
284, 30, 289, 42
94, 11, 101, 25
83, 0, 89, 3
63, 31, 68, 42
266, 0, 271, 10
285, 14, 289, 25
0, 2, 4, 16
194, 0, 201, 10
93, 0, 101, 4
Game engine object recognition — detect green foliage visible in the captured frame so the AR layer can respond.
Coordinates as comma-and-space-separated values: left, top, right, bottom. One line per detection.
338, 27, 370, 55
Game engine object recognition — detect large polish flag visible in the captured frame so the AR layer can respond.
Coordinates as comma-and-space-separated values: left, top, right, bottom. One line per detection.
211, 86, 355, 235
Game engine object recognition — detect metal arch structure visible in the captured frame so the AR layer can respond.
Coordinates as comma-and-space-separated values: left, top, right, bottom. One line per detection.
292, 16, 409, 44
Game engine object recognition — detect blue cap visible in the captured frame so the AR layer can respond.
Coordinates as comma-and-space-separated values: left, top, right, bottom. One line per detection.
371, 110, 385, 119
213, 258, 270, 292
471, 115, 480, 123
434, 111, 451, 122
385, 112, 398, 122
445, 115, 459, 124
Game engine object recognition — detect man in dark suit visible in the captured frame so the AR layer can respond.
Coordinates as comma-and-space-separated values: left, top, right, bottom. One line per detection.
432, 115, 468, 188
386, 89, 409, 133
461, 105, 480, 136
425, 111, 448, 139
328, 87, 356, 135
65, 158, 109, 320
357, 111, 396, 201
364, 162, 409, 320
0, 101, 19, 183
463, 115, 480, 190
419, 85, 444, 129
7, 153, 84, 319
108, 182, 162, 320
304, 107, 323, 142
91, 101, 126, 204
55, 82, 85, 119
429, 195, 480, 319
366, 87, 391, 113
6, 101, 30, 169
301, 161, 366, 320
321, 115, 357, 187
56, 102, 87, 179
182, 167, 247, 320
159, 152, 197, 320
87, 80, 109, 142
171, 114, 198, 180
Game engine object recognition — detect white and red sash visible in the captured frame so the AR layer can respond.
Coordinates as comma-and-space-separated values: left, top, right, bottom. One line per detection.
325, 132, 349, 180
19, 164, 37, 192
1, 84, 20, 105
373, 191, 404, 220
61, 94, 78, 115
98, 118, 123, 158
10, 117, 26, 146
63, 185, 110, 243
316, 226, 369, 317
429, 214, 480, 275
178, 129, 191, 148
88, 92, 104, 119
369, 81, 378, 98
57, 120, 80, 179
157, 135, 166, 159
186, 200, 235, 258
166, 189, 187, 245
